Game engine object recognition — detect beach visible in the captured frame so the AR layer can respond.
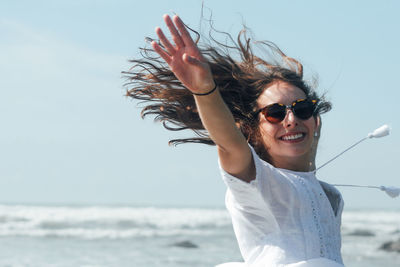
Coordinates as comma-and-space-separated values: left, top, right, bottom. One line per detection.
0, 204, 399, 267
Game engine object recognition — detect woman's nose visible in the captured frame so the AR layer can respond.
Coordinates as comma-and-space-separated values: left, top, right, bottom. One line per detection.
283, 108, 298, 127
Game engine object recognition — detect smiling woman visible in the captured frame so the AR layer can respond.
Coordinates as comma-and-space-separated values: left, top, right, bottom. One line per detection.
124, 14, 344, 267
255, 82, 319, 171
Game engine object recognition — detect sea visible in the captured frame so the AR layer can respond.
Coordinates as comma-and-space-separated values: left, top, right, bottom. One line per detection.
0, 204, 399, 267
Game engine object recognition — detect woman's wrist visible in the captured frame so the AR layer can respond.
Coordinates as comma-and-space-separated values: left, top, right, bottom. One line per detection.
192, 84, 218, 96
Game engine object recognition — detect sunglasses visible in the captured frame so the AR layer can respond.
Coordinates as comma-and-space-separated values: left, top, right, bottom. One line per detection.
256, 99, 317, 123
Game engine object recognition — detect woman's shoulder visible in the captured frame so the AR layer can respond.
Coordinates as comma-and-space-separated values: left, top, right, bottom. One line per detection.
318, 180, 342, 196
318, 180, 344, 216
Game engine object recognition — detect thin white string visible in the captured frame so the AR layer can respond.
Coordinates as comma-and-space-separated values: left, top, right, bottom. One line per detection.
332, 184, 379, 189
315, 137, 368, 172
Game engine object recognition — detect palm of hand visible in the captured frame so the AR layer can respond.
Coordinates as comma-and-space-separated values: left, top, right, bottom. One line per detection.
170, 47, 209, 91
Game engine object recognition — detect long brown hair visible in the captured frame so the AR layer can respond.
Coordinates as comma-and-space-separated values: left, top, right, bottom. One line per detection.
123, 25, 331, 158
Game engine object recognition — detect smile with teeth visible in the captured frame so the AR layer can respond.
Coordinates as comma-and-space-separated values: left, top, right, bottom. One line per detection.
280, 133, 305, 141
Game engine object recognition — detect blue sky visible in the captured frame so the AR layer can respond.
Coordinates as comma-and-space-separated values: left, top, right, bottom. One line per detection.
1, 0, 399, 209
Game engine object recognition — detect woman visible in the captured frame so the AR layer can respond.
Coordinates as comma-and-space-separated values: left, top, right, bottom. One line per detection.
125, 14, 345, 267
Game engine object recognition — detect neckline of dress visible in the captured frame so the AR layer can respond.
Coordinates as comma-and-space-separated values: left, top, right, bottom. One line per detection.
276, 167, 316, 177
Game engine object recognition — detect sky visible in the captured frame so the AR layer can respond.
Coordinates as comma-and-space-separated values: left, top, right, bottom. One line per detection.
1, 0, 399, 209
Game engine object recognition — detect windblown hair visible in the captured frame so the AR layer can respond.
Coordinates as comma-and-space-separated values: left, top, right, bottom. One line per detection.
123, 25, 331, 158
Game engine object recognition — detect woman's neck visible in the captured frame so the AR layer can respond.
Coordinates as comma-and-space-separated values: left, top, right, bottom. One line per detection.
270, 154, 314, 172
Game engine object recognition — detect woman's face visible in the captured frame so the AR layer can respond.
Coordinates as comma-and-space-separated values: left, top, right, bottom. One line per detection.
257, 81, 318, 170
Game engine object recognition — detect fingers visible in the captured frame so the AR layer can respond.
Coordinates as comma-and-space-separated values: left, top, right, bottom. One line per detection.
153, 14, 203, 66
163, 14, 185, 49
151, 41, 171, 64
155, 27, 175, 56
172, 15, 196, 47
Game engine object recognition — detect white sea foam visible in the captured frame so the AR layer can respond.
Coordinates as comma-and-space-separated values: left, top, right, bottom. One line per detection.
1, 204, 399, 243
341, 209, 400, 234
0, 205, 231, 239
0, 205, 399, 267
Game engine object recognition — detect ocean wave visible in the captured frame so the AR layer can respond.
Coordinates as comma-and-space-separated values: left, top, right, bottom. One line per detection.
0, 205, 231, 239
341, 210, 400, 235
1, 205, 399, 240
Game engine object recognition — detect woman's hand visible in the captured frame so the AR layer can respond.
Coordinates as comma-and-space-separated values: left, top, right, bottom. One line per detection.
153, 15, 253, 182
152, 15, 215, 94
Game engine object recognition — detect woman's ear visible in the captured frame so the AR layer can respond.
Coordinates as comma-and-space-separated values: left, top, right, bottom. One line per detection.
309, 115, 321, 171
314, 115, 321, 138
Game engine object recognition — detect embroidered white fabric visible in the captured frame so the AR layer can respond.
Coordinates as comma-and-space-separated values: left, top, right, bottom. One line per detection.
217, 145, 344, 267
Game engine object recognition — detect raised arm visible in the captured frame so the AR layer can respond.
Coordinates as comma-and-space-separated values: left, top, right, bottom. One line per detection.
152, 15, 255, 182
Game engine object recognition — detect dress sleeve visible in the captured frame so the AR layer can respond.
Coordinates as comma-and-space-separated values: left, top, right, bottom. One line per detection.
218, 145, 268, 208
218, 145, 280, 242
218, 144, 293, 209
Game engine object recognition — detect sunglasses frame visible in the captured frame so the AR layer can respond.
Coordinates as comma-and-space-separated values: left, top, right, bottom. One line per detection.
256, 99, 318, 123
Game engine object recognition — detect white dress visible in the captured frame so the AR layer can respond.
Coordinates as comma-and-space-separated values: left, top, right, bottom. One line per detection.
217, 145, 345, 267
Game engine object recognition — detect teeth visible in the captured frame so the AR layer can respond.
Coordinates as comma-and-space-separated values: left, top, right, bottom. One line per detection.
282, 133, 303, 141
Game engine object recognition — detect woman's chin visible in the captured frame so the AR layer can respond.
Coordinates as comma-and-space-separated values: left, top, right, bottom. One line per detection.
270, 149, 312, 167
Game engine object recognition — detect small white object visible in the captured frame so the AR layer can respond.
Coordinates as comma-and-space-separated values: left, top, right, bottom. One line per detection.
367, 124, 391, 138
380, 186, 400, 198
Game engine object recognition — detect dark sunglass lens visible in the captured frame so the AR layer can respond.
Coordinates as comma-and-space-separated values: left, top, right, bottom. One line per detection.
293, 101, 314, 119
264, 104, 286, 123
